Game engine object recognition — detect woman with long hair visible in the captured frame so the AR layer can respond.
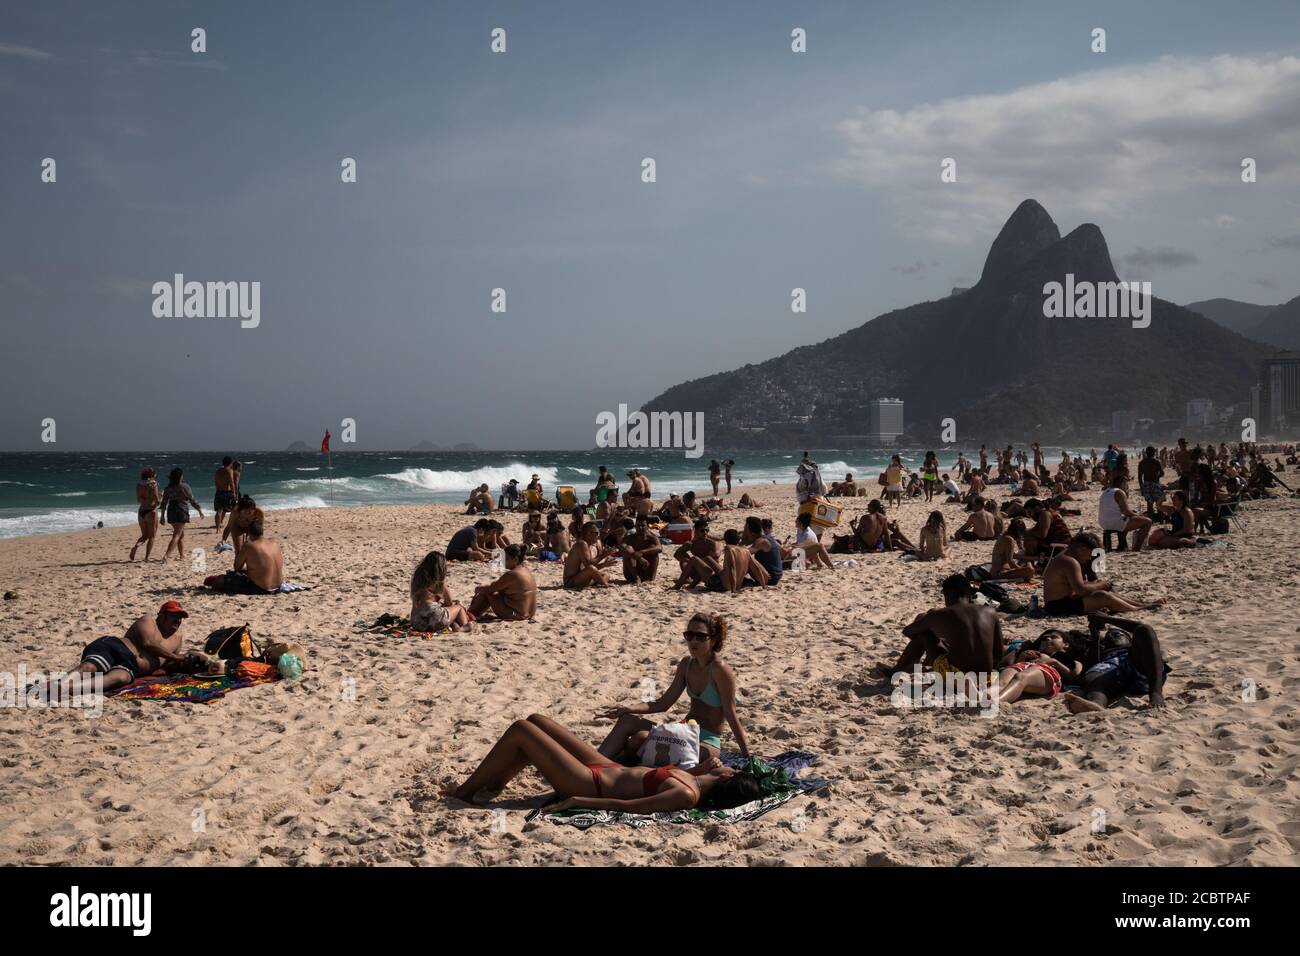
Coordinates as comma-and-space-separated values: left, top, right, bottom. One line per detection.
129, 467, 162, 561
159, 467, 202, 561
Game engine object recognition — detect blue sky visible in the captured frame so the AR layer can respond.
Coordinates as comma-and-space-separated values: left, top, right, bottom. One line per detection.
2, 0, 1298, 449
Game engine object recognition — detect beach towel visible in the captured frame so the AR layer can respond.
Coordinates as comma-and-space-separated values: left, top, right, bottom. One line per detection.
112, 670, 280, 704
277, 582, 312, 593
527, 750, 830, 830
353, 615, 450, 639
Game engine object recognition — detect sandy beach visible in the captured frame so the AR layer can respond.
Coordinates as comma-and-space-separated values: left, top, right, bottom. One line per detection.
1, 478, 1297, 867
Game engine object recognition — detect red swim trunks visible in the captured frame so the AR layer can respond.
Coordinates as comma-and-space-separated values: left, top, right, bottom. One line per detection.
1011, 661, 1062, 697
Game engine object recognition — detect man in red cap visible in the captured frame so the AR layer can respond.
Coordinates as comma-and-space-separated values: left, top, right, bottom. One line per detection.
70, 601, 200, 691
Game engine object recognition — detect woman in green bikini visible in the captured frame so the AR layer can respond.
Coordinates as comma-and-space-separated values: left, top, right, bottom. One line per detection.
596, 612, 750, 769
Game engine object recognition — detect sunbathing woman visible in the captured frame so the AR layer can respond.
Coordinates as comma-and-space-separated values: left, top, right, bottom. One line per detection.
596, 612, 750, 769
410, 550, 472, 632
996, 632, 1082, 706
451, 713, 761, 814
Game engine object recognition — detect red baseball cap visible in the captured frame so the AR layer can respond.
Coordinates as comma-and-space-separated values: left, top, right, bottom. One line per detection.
159, 600, 189, 618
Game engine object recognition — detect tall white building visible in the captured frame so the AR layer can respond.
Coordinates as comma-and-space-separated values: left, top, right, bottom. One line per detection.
1111, 410, 1136, 439
1185, 399, 1214, 428
869, 398, 905, 444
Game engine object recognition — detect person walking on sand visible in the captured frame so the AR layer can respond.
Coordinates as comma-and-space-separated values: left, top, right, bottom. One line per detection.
159, 468, 202, 561
213, 456, 237, 530
129, 467, 162, 562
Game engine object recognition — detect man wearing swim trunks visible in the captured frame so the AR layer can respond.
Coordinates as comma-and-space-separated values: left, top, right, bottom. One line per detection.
1042, 532, 1163, 617
73, 601, 199, 692
872, 574, 1002, 683
213, 456, 237, 529
1063, 612, 1170, 712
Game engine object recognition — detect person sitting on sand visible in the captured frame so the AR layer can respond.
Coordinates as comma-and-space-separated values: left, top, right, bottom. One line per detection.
464, 484, 494, 515
520, 511, 546, 551
130, 467, 162, 562
736, 492, 761, 508
1099, 471, 1152, 551
1063, 612, 1170, 713
68, 601, 204, 692
942, 473, 962, 503
1042, 532, 1165, 617
160, 468, 203, 561
205, 520, 283, 593
990, 519, 1035, 580
544, 514, 571, 560
220, 495, 266, 556
1148, 490, 1198, 549
450, 713, 762, 814
469, 544, 537, 621
447, 519, 493, 562
564, 523, 618, 589
952, 502, 998, 542
740, 517, 782, 586
917, 511, 952, 561
709, 529, 770, 592
621, 514, 662, 583
670, 518, 722, 590
871, 574, 1002, 684
597, 612, 750, 767
1022, 498, 1071, 557
792, 511, 834, 568
409, 550, 472, 632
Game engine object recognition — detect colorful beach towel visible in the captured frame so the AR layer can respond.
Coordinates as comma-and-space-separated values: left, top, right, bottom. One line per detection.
353, 616, 448, 639
112, 670, 280, 704
527, 750, 831, 829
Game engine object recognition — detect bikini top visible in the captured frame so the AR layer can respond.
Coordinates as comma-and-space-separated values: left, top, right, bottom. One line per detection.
686, 662, 740, 708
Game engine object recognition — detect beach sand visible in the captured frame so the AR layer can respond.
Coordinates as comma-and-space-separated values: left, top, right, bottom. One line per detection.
1, 477, 1297, 867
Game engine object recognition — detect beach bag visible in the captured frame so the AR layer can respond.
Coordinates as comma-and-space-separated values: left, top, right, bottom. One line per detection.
964, 563, 992, 582
829, 534, 857, 554
204, 623, 262, 661
978, 582, 1011, 605
637, 721, 700, 770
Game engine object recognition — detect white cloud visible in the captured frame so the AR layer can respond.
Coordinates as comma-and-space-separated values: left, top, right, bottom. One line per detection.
0, 43, 53, 60
831, 54, 1300, 241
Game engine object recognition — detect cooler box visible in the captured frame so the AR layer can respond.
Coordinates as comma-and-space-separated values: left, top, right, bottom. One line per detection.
799, 497, 841, 529
663, 522, 694, 544
556, 485, 576, 511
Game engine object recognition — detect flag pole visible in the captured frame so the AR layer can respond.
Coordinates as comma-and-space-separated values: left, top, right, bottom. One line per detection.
328, 448, 334, 507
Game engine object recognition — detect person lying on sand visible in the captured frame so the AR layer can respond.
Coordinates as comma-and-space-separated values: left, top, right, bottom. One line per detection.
204, 520, 283, 593
736, 492, 762, 508
597, 612, 750, 767
563, 523, 618, 589
871, 575, 1002, 684
469, 545, 537, 621
996, 631, 1082, 706
67, 601, 205, 692
1063, 612, 1170, 713
450, 713, 761, 814
410, 550, 472, 632
1042, 532, 1165, 617
621, 514, 662, 583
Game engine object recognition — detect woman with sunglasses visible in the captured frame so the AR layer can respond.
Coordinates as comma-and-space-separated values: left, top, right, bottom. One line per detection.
450, 713, 761, 814
595, 612, 749, 770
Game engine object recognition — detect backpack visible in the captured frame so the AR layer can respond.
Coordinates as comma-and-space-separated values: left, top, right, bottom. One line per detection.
204, 623, 262, 661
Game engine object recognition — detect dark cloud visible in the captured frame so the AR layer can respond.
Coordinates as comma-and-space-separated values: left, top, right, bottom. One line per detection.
1266, 235, 1300, 251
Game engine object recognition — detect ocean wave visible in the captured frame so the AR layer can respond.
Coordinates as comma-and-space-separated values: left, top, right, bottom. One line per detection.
259, 495, 329, 511
295, 467, 321, 472
0, 481, 42, 487
377, 464, 562, 493
0, 507, 138, 539
52, 492, 89, 497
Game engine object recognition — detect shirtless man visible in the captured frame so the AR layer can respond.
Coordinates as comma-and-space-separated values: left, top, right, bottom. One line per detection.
621, 515, 662, 583
990, 519, 1034, 580
546, 516, 572, 560
872, 575, 1002, 682
213, 456, 237, 529
70, 601, 201, 692
1042, 532, 1164, 617
671, 518, 722, 590
1022, 498, 1070, 557
470, 545, 537, 620
564, 523, 617, 589
221, 495, 266, 556
218, 521, 283, 593
953, 503, 998, 541
713, 529, 769, 592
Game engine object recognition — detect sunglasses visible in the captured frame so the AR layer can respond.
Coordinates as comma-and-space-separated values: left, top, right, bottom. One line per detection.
683, 630, 710, 642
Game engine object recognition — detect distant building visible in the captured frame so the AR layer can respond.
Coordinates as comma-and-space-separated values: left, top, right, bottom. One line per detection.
1111, 410, 1136, 439
1185, 399, 1214, 428
869, 398, 905, 444
1261, 353, 1300, 431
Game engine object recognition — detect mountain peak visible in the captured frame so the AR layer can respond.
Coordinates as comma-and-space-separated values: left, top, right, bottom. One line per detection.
1058, 223, 1119, 283
979, 199, 1061, 284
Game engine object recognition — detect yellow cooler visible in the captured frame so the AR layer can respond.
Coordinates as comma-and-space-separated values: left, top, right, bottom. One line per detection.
799, 497, 841, 529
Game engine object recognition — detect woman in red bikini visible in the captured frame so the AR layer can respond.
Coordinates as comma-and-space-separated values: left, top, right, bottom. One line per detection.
450, 713, 761, 814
